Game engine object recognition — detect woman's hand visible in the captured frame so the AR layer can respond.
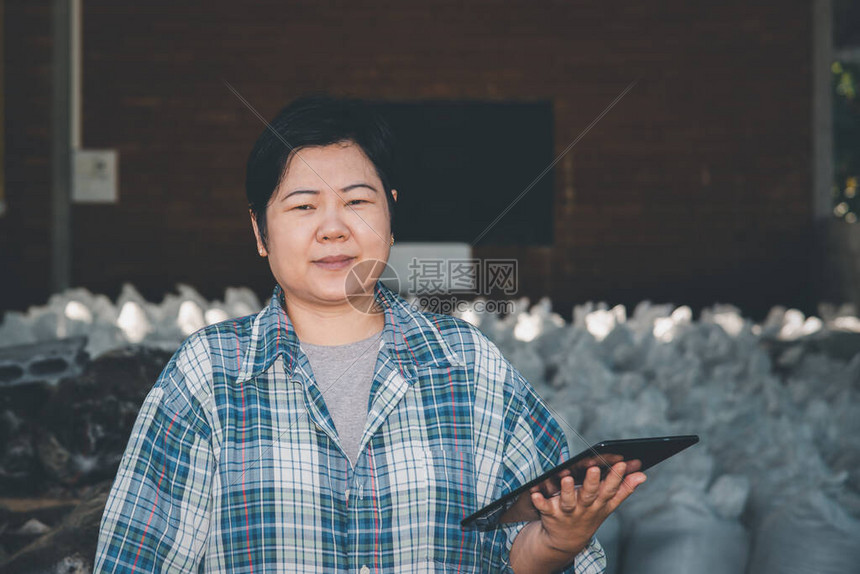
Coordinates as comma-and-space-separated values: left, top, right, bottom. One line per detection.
532, 462, 646, 556
510, 461, 646, 573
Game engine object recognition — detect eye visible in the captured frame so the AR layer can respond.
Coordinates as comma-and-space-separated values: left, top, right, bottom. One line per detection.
347, 199, 369, 206
291, 204, 314, 211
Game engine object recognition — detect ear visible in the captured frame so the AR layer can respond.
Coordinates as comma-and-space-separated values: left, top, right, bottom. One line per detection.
249, 210, 268, 257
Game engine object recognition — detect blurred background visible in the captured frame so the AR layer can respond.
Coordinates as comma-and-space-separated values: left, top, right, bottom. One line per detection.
2, 1, 860, 573
3, 0, 860, 319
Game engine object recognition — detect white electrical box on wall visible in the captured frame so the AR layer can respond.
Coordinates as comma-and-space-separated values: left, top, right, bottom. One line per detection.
73, 149, 118, 203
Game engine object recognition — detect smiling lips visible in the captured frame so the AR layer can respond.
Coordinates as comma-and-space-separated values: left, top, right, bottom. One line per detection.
313, 255, 356, 270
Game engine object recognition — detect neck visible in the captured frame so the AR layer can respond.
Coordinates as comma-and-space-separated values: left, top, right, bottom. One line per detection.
282, 294, 385, 346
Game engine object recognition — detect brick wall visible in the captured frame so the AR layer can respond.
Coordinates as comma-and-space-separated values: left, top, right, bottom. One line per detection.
3, 0, 815, 320
3, 1, 54, 310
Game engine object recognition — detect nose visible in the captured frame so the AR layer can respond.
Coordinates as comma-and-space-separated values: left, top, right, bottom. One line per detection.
316, 199, 350, 243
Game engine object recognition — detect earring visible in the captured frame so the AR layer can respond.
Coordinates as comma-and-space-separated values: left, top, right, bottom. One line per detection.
258, 248, 265, 256
390, 235, 395, 246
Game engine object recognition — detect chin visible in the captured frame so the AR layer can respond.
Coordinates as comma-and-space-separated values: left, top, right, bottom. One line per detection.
312, 288, 350, 303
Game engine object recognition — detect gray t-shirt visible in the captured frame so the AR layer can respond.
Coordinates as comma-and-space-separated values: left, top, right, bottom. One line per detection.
301, 331, 383, 464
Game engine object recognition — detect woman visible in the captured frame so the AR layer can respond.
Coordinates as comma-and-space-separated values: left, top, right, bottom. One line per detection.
94, 95, 645, 573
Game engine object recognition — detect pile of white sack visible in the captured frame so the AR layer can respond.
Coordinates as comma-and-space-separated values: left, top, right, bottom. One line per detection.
1, 285, 859, 573
466, 298, 860, 574
0, 284, 262, 358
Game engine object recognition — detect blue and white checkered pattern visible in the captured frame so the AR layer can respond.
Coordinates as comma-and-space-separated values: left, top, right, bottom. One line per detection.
94, 283, 605, 573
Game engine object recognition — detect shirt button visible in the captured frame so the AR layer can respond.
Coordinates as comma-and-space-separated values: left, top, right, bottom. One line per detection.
360, 567, 370, 574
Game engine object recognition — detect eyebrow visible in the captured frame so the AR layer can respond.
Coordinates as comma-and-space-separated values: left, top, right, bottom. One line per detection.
280, 182, 379, 201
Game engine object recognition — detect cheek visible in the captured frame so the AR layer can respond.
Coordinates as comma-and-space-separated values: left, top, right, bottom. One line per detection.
266, 213, 305, 247
267, 245, 305, 286
355, 220, 389, 247
264, 225, 300, 268
364, 207, 393, 235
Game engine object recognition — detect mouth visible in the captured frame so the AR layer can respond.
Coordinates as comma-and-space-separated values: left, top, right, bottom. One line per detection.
313, 255, 356, 270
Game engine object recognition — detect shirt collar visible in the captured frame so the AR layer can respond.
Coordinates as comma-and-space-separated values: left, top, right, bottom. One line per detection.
237, 282, 460, 382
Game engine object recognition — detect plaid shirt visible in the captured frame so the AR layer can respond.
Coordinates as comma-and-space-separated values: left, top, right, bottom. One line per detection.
94, 283, 605, 573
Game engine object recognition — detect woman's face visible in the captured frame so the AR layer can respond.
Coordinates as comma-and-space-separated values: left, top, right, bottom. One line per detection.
251, 141, 396, 312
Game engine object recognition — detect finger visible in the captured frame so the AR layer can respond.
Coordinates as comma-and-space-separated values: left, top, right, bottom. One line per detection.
605, 461, 627, 486
622, 472, 647, 492
626, 459, 643, 473
583, 464, 603, 489
613, 467, 645, 498
606, 472, 647, 513
598, 462, 627, 500
578, 466, 602, 507
531, 491, 555, 515
604, 454, 623, 465
559, 475, 578, 512
581, 456, 597, 466
540, 477, 561, 498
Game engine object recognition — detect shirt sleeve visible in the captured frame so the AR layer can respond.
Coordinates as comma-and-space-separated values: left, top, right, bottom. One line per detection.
487, 363, 607, 574
93, 346, 214, 573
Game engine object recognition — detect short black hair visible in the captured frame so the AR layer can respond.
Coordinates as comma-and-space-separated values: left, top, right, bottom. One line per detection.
245, 94, 397, 247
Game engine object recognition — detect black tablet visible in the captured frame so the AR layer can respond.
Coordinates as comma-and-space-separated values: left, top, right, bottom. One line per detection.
460, 434, 699, 531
